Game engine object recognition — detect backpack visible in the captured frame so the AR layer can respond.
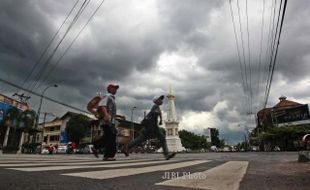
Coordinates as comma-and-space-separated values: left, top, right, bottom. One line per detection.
87, 96, 102, 115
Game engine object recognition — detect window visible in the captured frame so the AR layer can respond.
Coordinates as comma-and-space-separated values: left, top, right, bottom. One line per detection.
49, 126, 60, 131
49, 135, 59, 142
168, 129, 173, 136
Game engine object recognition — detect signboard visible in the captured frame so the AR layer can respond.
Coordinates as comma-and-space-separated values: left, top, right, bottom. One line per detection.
60, 130, 68, 144
273, 104, 310, 124
0, 94, 29, 123
0, 102, 13, 122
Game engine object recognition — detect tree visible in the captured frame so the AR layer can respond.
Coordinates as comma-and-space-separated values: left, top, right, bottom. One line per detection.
179, 130, 208, 150
2, 107, 21, 147
18, 109, 36, 131
257, 124, 310, 151
65, 114, 90, 145
210, 128, 221, 147
18, 109, 38, 153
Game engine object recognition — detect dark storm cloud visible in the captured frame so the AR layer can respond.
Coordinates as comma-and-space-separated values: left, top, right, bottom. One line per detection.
1, 0, 310, 144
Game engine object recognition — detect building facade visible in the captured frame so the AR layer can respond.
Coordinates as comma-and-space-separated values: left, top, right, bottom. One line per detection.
256, 96, 310, 132
0, 93, 29, 148
38, 112, 140, 148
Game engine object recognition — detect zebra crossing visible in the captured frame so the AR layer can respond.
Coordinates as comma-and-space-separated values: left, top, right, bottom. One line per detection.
0, 155, 249, 190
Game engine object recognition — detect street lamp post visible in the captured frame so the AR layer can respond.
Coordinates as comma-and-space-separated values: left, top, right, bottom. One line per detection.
35, 84, 58, 129
131, 106, 136, 140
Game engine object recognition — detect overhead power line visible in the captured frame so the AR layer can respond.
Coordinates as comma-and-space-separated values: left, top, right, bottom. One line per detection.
236, 0, 251, 114
245, 0, 253, 114
17, 0, 80, 94
229, 0, 247, 111
263, 0, 288, 108
255, 0, 266, 111
1, 77, 89, 114
39, 0, 106, 87
27, 0, 91, 94
229, 0, 287, 115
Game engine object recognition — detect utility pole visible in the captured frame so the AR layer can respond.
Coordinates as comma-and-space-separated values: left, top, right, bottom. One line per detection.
131, 106, 136, 140
35, 84, 58, 129
12, 93, 30, 103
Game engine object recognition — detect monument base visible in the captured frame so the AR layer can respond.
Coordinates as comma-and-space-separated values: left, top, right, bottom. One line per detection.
166, 136, 185, 152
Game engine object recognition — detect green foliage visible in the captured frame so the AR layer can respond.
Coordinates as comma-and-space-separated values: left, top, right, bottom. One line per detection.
65, 114, 90, 145
210, 128, 223, 148
258, 124, 310, 151
18, 110, 36, 131
0, 108, 38, 148
3, 107, 21, 127
179, 130, 209, 150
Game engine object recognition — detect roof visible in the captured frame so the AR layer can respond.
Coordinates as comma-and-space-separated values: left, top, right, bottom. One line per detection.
257, 96, 304, 118
257, 108, 272, 118
273, 99, 302, 109
60, 111, 80, 119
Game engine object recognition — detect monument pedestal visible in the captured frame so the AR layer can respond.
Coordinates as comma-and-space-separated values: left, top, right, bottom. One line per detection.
166, 136, 185, 152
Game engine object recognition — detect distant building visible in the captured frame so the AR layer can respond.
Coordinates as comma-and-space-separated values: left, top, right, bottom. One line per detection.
256, 96, 310, 132
0, 93, 29, 147
38, 111, 141, 147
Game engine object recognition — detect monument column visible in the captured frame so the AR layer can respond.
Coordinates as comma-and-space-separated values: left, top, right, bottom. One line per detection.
165, 86, 185, 152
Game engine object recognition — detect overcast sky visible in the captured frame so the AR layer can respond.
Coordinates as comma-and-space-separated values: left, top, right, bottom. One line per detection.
1, 0, 310, 144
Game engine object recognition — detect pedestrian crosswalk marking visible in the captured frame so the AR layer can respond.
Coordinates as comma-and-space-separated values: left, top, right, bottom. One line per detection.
156, 161, 249, 190
0, 159, 151, 167
0, 156, 250, 190
7, 159, 178, 171
0, 155, 93, 160
62, 160, 210, 179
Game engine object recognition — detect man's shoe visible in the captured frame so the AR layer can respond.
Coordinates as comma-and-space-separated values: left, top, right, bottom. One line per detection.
91, 147, 99, 158
103, 157, 116, 161
165, 152, 176, 160
122, 144, 129, 157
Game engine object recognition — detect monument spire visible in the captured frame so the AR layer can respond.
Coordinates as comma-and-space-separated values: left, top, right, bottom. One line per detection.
167, 85, 177, 122
164, 86, 185, 152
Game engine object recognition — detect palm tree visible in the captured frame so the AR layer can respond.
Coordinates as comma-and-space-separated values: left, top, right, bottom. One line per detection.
18, 109, 37, 153
2, 107, 21, 147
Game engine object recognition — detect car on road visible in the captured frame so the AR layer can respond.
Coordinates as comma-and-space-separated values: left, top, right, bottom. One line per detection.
57, 145, 67, 154
210, 146, 218, 152
41, 148, 49, 154
223, 147, 230, 152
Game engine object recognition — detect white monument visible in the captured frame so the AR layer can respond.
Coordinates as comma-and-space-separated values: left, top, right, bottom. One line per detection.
165, 87, 185, 152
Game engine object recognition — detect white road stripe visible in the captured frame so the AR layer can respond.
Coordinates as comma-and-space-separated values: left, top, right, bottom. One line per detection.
0, 156, 93, 160
0, 159, 152, 167
7, 159, 177, 171
156, 161, 248, 190
62, 160, 210, 179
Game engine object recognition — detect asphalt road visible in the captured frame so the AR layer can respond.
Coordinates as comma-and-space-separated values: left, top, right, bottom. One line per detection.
0, 152, 309, 190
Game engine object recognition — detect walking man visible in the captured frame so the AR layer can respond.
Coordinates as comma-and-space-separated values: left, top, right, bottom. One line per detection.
123, 95, 176, 160
91, 83, 119, 161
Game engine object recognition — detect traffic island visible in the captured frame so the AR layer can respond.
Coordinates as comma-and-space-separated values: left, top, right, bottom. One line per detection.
298, 151, 310, 162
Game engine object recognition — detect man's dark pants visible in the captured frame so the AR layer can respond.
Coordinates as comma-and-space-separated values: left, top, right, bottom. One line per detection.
93, 124, 116, 158
128, 124, 168, 155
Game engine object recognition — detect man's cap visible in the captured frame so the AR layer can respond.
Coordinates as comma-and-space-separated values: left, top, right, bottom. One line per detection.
107, 83, 119, 90
153, 95, 165, 103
